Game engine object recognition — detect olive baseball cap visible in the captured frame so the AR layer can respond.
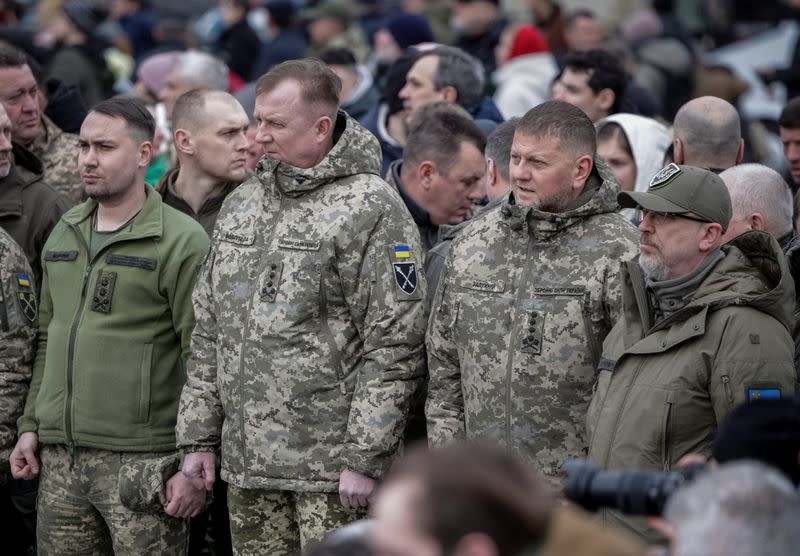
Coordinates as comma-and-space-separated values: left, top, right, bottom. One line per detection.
618, 163, 732, 232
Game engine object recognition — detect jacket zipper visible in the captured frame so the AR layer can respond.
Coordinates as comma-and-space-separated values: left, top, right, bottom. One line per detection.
238, 192, 282, 482
504, 234, 535, 444
661, 401, 673, 471
318, 264, 347, 395
64, 225, 93, 466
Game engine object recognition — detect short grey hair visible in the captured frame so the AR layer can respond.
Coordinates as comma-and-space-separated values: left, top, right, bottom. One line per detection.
720, 163, 794, 239
173, 50, 229, 92
665, 461, 800, 556
423, 46, 484, 109
485, 117, 519, 183
673, 96, 742, 168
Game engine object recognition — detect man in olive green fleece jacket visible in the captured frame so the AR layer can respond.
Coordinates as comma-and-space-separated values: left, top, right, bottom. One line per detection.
587, 164, 797, 542
9, 98, 209, 555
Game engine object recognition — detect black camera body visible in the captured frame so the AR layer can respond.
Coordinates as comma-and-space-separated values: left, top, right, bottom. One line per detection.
563, 459, 709, 516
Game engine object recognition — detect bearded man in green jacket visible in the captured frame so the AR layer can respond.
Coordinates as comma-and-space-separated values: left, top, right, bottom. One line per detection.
586, 164, 797, 541
9, 97, 209, 555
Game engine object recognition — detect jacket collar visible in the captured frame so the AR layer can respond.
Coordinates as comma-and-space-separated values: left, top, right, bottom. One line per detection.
155, 166, 239, 217
499, 155, 620, 239
63, 185, 164, 246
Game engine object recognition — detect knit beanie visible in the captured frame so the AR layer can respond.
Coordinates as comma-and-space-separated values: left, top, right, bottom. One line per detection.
387, 13, 435, 49
712, 397, 800, 485
508, 25, 549, 61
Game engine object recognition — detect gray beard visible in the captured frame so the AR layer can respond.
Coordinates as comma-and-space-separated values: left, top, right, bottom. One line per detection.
639, 253, 669, 281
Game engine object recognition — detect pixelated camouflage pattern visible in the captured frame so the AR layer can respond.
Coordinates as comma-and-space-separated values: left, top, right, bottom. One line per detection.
586, 231, 796, 541
176, 112, 427, 492
28, 115, 84, 206
37, 445, 188, 556
307, 26, 370, 63
426, 157, 639, 485
228, 486, 361, 555
0, 228, 36, 465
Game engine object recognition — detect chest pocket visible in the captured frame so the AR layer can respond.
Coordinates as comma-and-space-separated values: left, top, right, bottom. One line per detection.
262, 237, 324, 333
453, 276, 514, 357
524, 286, 599, 381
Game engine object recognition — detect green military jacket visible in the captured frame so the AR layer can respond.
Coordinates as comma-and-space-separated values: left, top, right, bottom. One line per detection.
426, 159, 639, 483
176, 112, 428, 492
0, 228, 36, 464
155, 167, 241, 237
586, 231, 797, 539
18, 188, 209, 452
0, 145, 71, 291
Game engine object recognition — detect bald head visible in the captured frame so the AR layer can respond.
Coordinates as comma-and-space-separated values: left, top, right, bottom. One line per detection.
719, 163, 793, 243
673, 96, 744, 169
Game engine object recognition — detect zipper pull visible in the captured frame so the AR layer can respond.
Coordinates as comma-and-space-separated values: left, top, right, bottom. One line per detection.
721, 375, 734, 404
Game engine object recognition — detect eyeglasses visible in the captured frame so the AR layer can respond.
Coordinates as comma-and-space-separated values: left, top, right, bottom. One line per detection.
636, 208, 711, 226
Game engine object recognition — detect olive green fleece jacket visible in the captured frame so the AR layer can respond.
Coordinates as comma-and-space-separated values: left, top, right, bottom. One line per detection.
18, 188, 209, 452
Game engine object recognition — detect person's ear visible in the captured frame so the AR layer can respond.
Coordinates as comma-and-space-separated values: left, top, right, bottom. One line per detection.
137, 141, 153, 169
596, 88, 615, 113
673, 138, 685, 165
418, 160, 437, 190
749, 212, 766, 232
735, 138, 745, 165
572, 154, 593, 191
440, 85, 458, 103
314, 115, 333, 143
700, 223, 724, 251
174, 129, 193, 155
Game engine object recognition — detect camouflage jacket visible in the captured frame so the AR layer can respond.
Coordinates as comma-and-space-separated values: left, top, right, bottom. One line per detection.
0, 227, 36, 465
28, 115, 84, 206
425, 159, 639, 482
586, 231, 796, 540
176, 112, 428, 492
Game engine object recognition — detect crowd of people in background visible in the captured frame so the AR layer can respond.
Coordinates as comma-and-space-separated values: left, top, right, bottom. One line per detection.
2, 1, 800, 555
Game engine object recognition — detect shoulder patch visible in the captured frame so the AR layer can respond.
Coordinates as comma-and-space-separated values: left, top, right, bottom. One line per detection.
649, 163, 682, 190
747, 387, 781, 401
386, 244, 422, 301
15, 274, 36, 322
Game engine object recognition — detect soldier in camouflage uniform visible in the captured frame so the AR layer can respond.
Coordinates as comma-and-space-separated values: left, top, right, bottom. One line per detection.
425, 101, 639, 487
10, 98, 209, 555
0, 45, 84, 205
176, 59, 427, 555
0, 228, 37, 554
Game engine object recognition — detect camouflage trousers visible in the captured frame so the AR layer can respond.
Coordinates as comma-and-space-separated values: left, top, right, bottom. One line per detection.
227, 485, 363, 555
37, 445, 189, 556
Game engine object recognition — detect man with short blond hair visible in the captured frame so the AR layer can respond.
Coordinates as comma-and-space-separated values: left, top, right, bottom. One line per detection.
176, 58, 427, 554
156, 89, 249, 236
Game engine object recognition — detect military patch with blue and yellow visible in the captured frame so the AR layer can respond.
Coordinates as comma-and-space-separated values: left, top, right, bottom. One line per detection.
15, 273, 36, 322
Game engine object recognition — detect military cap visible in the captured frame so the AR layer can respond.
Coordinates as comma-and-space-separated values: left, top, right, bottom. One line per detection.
618, 163, 732, 232
302, 0, 359, 26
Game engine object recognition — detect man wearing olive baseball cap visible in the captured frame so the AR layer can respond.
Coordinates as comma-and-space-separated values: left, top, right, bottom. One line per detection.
585, 162, 797, 543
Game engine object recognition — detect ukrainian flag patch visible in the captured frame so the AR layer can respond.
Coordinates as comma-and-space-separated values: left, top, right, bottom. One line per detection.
16, 274, 31, 288
394, 244, 411, 259
748, 388, 782, 401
